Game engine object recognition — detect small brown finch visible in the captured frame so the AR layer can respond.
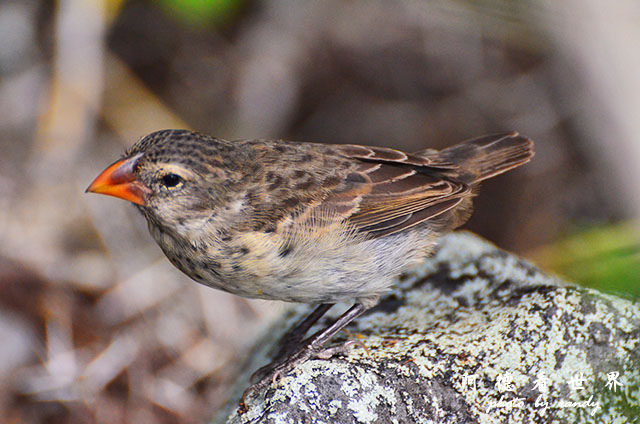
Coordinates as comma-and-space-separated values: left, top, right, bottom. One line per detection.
87, 130, 533, 402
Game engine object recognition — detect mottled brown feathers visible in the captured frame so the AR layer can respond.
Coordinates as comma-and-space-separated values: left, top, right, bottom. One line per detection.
234, 132, 533, 238
337, 131, 534, 237
126, 130, 533, 239
89, 129, 534, 394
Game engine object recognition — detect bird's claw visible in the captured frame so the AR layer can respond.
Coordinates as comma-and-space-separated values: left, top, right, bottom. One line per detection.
315, 339, 368, 359
239, 339, 366, 413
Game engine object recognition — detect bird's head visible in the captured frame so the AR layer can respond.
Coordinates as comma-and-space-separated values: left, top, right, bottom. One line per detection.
87, 129, 239, 234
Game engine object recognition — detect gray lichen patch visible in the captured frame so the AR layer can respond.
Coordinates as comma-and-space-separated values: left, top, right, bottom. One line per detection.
216, 232, 640, 424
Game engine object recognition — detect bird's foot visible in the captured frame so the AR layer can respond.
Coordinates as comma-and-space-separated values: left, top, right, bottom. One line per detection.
314, 339, 368, 359
238, 303, 368, 414
239, 339, 366, 413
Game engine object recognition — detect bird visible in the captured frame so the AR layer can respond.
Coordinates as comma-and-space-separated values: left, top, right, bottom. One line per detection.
86, 129, 534, 406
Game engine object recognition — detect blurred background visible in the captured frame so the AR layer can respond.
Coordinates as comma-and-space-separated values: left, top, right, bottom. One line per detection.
1, 0, 639, 422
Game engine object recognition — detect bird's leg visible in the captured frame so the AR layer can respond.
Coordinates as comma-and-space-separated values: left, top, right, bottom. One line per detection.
276, 304, 334, 357
251, 303, 333, 383
240, 303, 368, 410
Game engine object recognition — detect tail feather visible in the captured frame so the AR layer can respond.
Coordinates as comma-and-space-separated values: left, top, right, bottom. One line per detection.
429, 132, 534, 183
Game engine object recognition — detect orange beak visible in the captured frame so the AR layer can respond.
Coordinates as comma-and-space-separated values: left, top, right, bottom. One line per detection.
86, 153, 150, 206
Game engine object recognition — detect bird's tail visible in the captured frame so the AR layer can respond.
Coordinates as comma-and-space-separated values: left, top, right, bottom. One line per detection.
419, 132, 535, 184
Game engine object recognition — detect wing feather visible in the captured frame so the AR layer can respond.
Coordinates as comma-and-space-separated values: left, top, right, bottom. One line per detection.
272, 133, 532, 239
313, 145, 473, 238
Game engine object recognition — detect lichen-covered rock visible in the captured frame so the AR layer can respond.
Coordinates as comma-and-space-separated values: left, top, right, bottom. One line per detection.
215, 232, 640, 424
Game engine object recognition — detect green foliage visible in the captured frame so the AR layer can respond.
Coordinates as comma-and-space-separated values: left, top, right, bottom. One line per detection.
157, 0, 245, 27
532, 223, 640, 299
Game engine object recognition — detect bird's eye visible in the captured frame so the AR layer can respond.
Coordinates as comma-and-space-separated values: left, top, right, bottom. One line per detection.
161, 173, 183, 188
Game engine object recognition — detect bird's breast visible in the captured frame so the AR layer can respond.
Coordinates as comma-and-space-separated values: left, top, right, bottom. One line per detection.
149, 217, 438, 304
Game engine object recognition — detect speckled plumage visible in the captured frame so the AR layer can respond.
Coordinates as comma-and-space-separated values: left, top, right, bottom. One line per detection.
88, 129, 534, 401
110, 129, 533, 307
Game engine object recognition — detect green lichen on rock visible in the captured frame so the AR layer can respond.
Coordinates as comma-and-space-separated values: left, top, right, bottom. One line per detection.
216, 232, 640, 424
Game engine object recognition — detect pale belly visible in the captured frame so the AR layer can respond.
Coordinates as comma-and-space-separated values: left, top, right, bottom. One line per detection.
157, 225, 437, 306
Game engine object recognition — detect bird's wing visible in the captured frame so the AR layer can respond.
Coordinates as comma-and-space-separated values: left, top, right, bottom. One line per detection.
248, 134, 532, 238
302, 144, 471, 238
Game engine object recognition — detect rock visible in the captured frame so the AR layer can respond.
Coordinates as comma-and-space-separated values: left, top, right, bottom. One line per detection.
215, 232, 640, 423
